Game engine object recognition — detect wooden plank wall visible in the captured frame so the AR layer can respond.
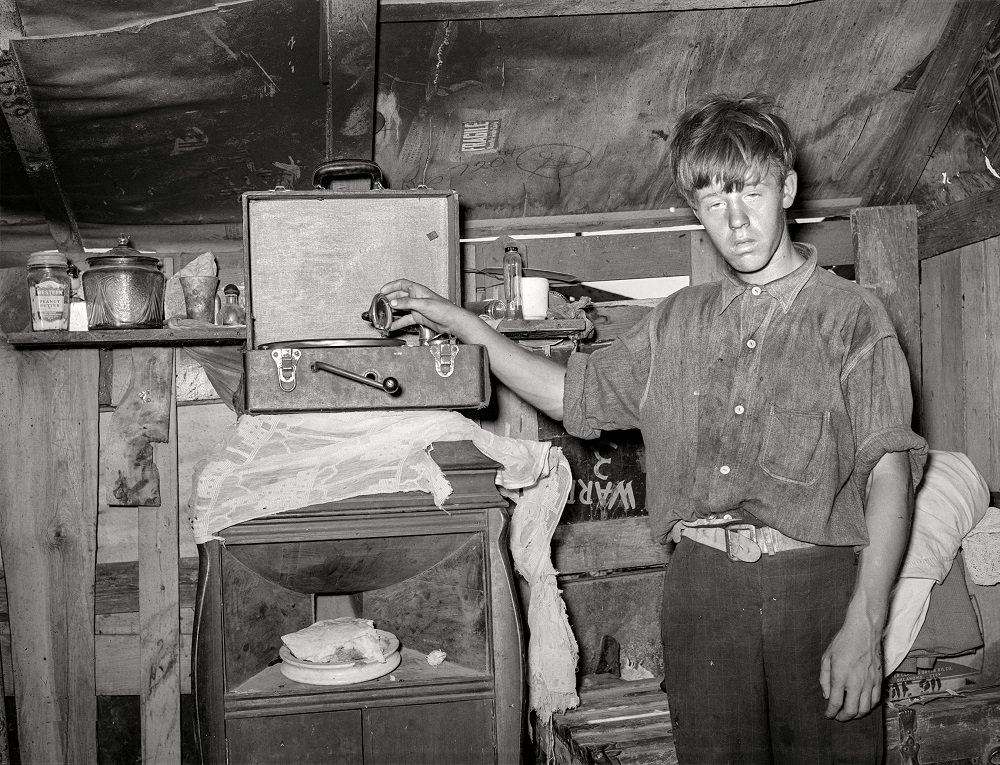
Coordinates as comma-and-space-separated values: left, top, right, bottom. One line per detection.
920, 234, 1000, 487
919, 232, 1000, 685
0, 255, 239, 764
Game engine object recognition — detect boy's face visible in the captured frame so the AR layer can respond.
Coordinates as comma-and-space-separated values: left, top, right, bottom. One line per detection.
692, 168, 799, 285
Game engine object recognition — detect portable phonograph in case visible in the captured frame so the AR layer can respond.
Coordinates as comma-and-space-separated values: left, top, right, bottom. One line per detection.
241, 175, 490, 413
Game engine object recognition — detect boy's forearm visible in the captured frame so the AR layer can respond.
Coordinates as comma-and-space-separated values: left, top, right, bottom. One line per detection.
452, 312, 567, 419
440, 306, 567, 420
851, 450, 913, 629
821, 449, 913, 720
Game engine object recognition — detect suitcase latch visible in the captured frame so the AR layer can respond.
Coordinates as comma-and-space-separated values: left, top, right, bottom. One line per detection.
428, 337, 459, 378
271, 347, 301, 392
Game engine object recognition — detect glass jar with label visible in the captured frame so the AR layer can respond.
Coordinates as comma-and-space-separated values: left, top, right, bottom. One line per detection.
26, 251, 72, 331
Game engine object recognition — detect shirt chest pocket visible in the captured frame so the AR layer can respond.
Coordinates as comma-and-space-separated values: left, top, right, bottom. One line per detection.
758, 405, 830, 486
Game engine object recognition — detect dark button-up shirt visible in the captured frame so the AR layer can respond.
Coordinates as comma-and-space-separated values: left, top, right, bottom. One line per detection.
563, 244, 928, 546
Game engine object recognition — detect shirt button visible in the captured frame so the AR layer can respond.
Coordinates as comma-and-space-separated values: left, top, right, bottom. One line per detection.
734, 405, 745, 415
719, 465, 731, 475
751, 286, 762, 296
746, 339, 757, 349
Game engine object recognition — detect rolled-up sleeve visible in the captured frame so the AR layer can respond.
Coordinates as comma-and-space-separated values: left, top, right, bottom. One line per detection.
844, 333, 928, 498
563, 321, 653, 440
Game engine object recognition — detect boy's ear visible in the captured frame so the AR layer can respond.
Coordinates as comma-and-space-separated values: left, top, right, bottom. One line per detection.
782, 170, 798, 209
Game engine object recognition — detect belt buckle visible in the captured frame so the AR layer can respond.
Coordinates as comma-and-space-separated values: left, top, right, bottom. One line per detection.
724, 524, 762, 562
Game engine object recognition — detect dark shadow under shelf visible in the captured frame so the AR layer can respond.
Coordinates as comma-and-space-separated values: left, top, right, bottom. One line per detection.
6, 326, 247, 348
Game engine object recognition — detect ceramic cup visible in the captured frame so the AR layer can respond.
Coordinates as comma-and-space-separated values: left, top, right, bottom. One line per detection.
521, 277, 550, 320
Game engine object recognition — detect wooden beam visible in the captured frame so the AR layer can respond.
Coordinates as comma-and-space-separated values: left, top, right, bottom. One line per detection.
551, 518, 668, 576
0, 558, 200, 618
851, 206, 922, 425
475, 230, 692, 281
0, 38, 84, 254
2, 611, 195, 696
864, 1, 1000, 207
462, 198, 860, 239
0, 0, 21, 51
322, 0, 378, 161
0, 199, 860, 257
379, 0, 811, 23
917, 187, 1000, 259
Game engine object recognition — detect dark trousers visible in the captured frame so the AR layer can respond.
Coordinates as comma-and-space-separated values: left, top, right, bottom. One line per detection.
661, 538, 883, 765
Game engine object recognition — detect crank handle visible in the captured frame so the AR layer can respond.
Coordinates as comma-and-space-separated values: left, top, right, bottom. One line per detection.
310, 361, 401, 396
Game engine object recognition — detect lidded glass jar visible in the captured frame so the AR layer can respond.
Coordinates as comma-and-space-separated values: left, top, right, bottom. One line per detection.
82, 235, 165, 329
218, 283, 246, 326
26, 251, 72, 331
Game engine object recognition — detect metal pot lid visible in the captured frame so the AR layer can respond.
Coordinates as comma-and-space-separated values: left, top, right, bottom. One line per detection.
86, 233, 160, 265
258, 338, 407, 349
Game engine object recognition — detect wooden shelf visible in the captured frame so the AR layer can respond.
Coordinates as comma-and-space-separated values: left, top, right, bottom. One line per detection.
6, 326, 246, 348
228, 648, 492, 709
495, 318, 587, 340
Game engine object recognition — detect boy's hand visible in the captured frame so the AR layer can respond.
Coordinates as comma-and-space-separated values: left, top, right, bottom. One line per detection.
379, 279, 468, 336
820, 612, 883, 721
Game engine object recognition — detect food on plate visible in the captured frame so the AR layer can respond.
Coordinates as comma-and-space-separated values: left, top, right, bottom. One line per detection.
281, 617, 387, 664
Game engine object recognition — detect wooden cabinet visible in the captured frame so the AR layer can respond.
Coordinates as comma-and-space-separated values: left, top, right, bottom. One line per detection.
193, 441, 525, 765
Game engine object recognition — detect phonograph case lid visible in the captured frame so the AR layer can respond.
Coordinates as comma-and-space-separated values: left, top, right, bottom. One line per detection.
242, 188, 461, 349
240, 188, 489, 413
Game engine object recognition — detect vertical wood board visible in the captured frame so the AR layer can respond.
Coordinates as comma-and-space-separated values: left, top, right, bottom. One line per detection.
919, 256, 945, 446
960, 239, 1000, 489
938, 249, 968, 450
139, 348, 181, 764
0, 342, 99, 765
852, 206, 922, 423
689, 230, 724, 285
105, 349, 173, 506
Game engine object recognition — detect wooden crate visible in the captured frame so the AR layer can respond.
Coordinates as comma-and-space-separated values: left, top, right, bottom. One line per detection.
550, 676, 676, 765
886, 687, 1000, 765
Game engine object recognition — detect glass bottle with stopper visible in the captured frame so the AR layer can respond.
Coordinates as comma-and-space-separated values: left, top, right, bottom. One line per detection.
502, 244, 523, 319
218, 283, 246, 326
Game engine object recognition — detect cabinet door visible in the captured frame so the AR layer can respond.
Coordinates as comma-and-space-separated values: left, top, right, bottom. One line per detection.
226, 709, 362, 764
364, 699, 495, 765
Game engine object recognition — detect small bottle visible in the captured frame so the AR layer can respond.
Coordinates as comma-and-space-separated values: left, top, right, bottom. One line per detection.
465, 298, 508, 320
66, 262, 89, 331
502, 245, 523, 319
218, 283, 246, 326
26, 251, 72, 331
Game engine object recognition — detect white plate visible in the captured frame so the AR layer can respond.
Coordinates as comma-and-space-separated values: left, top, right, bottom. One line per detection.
278, 631, 401, 686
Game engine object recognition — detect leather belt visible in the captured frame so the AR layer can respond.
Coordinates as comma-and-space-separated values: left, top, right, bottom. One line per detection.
671, 516, 814, 562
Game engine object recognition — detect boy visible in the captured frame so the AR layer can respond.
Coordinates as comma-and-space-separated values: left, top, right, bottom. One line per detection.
380, 93, 926, 764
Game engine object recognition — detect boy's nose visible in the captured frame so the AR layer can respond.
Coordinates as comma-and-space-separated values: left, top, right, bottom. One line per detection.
728, 205, 749, 230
